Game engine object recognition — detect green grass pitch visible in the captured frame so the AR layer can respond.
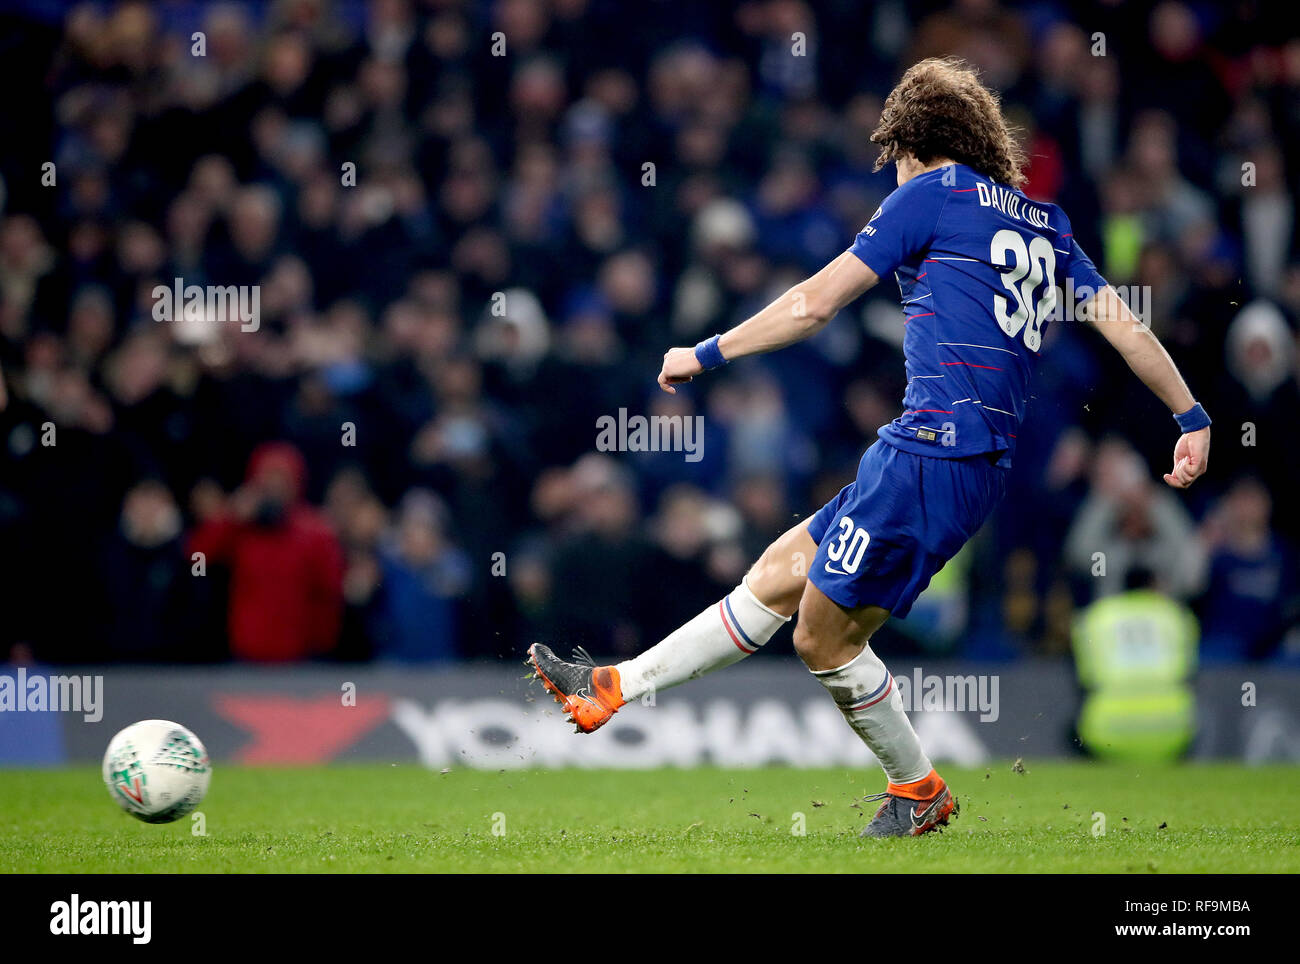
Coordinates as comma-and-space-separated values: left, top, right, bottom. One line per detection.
2, 762, 1297, 873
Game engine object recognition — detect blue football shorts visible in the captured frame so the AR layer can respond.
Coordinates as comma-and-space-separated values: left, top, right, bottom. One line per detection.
806, 440, 1008, 617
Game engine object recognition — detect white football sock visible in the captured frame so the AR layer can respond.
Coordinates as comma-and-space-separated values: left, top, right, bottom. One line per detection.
811, 644, 932, 785
616, 576, 789, 702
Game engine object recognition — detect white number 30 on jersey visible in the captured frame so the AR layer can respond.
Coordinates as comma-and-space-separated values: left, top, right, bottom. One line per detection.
990, 229, 1057, 352
825, 517, 870, 574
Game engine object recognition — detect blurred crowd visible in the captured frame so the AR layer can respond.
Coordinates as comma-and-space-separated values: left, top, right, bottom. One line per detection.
0, 0, 1297, 665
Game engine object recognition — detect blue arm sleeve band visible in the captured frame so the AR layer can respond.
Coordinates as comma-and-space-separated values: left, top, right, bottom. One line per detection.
694, 334, 727, 371
1174, 403, 1211, 433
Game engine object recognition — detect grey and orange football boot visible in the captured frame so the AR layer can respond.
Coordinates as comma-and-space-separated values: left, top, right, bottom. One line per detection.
860, 769, 958, 837
527, 643, 625, 733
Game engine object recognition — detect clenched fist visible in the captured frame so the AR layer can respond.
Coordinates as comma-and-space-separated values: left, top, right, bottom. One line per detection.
657, 346, 704, 394
1163, 427, 1209, 489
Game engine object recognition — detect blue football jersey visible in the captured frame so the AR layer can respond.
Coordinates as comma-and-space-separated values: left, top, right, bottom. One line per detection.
849, 163, 1109, 466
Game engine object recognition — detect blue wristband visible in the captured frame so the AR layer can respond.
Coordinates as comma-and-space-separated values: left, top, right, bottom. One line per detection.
1174, 403, 1211, 433
694, 334, 727, 371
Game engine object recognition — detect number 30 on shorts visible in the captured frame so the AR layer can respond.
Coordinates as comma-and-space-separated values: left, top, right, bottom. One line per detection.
826, 517, 870, 573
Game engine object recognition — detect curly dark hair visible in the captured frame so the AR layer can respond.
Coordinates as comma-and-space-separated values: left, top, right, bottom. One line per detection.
871, 58, 1026, 188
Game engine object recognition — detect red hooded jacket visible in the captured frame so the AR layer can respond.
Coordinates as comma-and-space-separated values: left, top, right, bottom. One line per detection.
189, 443, 344, 661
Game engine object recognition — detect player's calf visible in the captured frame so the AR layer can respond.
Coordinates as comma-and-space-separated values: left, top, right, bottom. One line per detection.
525, 524, 808, 734
797, 581, 952, 836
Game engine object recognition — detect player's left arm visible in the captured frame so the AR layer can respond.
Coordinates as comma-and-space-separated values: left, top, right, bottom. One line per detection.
1086, 285, 1210, 489
657, 251, 879, 393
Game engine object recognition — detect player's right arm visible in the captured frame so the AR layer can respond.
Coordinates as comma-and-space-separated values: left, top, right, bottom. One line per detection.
1086, 285, 1210, 489
658, 172, 949, 393
657, 250, 879, 393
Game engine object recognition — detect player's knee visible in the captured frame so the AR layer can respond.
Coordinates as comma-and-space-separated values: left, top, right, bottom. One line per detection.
747, 550, 780, 595
747, 555, 795, 616
791, 618, 827, 666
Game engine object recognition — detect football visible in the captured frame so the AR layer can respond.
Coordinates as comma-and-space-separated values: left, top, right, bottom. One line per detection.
102, 720, 211, 824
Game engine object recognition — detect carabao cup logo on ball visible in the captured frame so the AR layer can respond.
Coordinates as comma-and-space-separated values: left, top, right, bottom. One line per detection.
102, 720, 212, 824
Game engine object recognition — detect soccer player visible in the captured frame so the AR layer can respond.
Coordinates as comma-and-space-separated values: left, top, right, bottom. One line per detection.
528, 58, 1211, 837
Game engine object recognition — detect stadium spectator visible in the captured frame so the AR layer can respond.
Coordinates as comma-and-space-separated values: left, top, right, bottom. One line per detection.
1064, 440, 1204, 602
366, 489, 471, 662
99, 479, 193, 661
1197, 477, 1299, 661
187, 441, 344, 661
